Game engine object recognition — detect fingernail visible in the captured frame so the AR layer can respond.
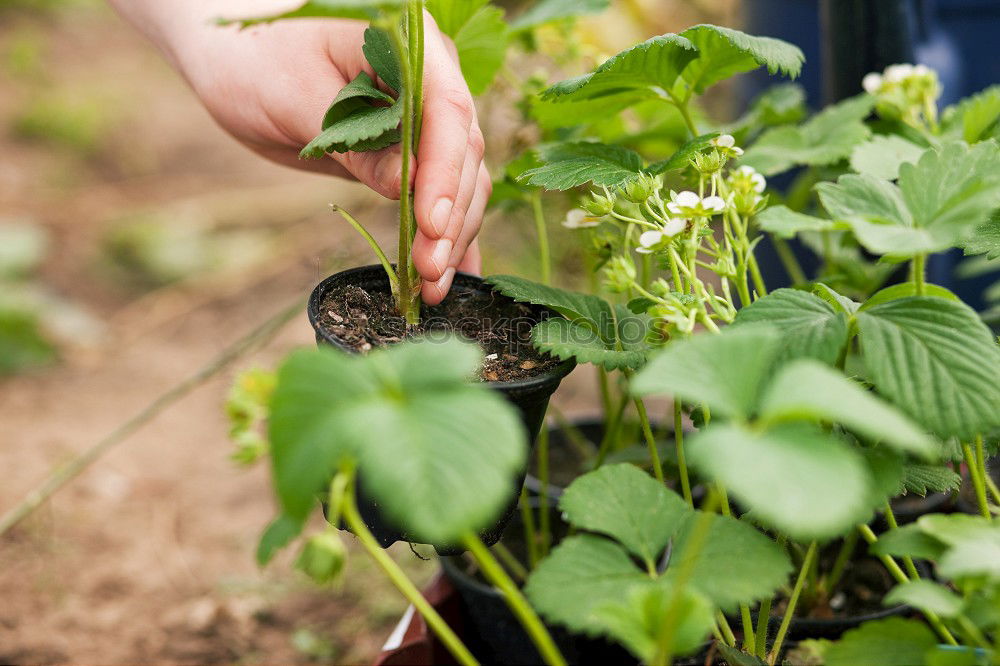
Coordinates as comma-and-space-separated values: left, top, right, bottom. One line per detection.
430, 198, 452, 237
430, 239, 453, 275
435, 267, 456, 298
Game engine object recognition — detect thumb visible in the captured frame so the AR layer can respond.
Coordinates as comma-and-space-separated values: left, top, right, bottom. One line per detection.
330, 146, 414, 201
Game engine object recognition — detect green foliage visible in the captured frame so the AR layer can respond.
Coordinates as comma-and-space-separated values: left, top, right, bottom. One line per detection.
689, 423, 871, 540
740, 95, 874, 176
646, 132, 720, 174
226, 368, 276, 466
631, 325, 781, 421
517, 142, 644, 190
733, 288, 850, 365
0, 307, 56, 375
361, 26, 401, 91
427, 0, 506, 94
220, 0, 405, 27
850, 134, 925, 180
942, 85, 1000, 143
823, 617, 938, 666
856, 296, 1000, 440
266, 338, 526, 546
507, 0, 609, 34
756, 205, 836, 239
818, 141, 1000, 256
884, 580, 963, 618
962, 211, 1000, 260
295, 531, 348, 584
858, 283, 959, 311
677, 24, 803, 94
901, 463, 961, 496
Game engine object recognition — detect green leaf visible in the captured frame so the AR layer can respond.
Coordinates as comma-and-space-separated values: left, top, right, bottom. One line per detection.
715, 645, 767, 666
257, 513, 305, 566
859, 283, 959, 311
268, 339, 527, 545
646, 132, 720, 175
937, 529, 1000, 579
428, 0, 507, 95
678, 25, 803, 94
812, 283, 861, 315
942, 85, 1000, 143
0, 307, 56, 375
540, 33, 698, 115
630, 325, 781, 421
726, 83, 807, 138
740, 95, 874, 176
962, 211, 1000, 260
856, 296, 1000, 440
759, 359, 936, 457
850, 135, 924, 180
884, 581, 964, 618
688, 423, 872, 540
871, 523, 947, 561
756, 205, 836, 239
591, 585, 714, 662
901, 463, 962, 496
220, 0, 404, 27
361, 26, 401, 92
300, 73, 403, 158
823, 617, 938, 666
508, 0, 609, 34
531, 316, 649, 370
916, 514, 997, 547
733, 288, 850, 365
485, 274, 615, 342
518, 142, 644, 191
818, 173, 911, 227
668, 511, 792, 610
525, 534, 655, 634
558, 464, 691, 563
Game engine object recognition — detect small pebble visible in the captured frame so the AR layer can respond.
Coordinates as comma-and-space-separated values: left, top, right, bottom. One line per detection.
484, 371, 500, 381
485, 353, 498, 361
520, 360, 537, 370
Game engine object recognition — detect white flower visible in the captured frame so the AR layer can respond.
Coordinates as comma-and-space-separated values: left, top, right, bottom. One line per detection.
711, 133, 744, 157
562, 208, 600, 229
884, 63, 915, 84
862, 72, 883, 94
735, 165, 766, 193
913, 64, 932, 78
636, 230, 664, 254
701, 195, 726, 214
662, 217, 687, 237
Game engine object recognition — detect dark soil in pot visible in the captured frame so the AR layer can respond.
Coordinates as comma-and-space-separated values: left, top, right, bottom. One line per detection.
308, 265, 575, 553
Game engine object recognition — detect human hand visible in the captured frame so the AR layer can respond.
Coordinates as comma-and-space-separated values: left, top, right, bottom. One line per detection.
110, 0, 488, 304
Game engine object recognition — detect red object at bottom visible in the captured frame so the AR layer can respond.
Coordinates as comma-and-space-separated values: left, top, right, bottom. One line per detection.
373, 573, 465, 666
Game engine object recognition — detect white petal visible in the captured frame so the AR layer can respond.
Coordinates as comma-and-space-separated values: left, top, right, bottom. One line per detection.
884, 64, 913, 83
913, 64, 932, 77
662, 218, 687, 237
715, 134, 736, 148
667, 202, 683, 215
751, 173, 766, 193
702, 195, 726, 213
675, 191, 700, 207
638, 230, 663, 247
561, 208, 587, 229
737, 165, 757, 176
635, 246, 653, 254
731, 146, 744, 156
862, 72, 883, 94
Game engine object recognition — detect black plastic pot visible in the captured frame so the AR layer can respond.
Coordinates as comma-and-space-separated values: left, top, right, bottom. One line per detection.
308, 265, 575, 553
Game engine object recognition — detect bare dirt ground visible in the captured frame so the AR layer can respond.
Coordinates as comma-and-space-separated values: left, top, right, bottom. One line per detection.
0, 4, 604, 664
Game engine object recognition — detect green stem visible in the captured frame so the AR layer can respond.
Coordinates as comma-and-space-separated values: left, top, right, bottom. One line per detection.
667, 94, 699, 138
755, 596, 773, 659
912, 253, 927, 296
673, 402, 693, 506
767, 541, 817, 666
531, 192, 552, 285
537, 421, 552, 557
748, 254, 768, 298
463, 533, 567, 666
594, 395, 628, 468
343, 477, 478, 666
408, 0, 424, 150
549, 406, 596, 459
964, 440, 992, 520
858, 524, 958, 646
883, 502, 921, 579
492, 542, 527, 583
824, 530, 858, 596
985, 471, 1000, 507
332, 206, 398, 292
597, 366, 613, 424
741, 606, 757, 655
635, 398, 665, 483
771, 234, 807, 286
391, 16, 418, 325
518, 485, 539, 569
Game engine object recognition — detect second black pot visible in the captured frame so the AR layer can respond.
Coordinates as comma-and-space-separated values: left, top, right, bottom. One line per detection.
308, 265, 575, 553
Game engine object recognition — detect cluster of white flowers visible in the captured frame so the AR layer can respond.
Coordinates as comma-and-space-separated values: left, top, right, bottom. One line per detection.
711, 133, 744, 157
728, 165, 766, 194
667, 190, 726, 217
862, 63, 936, 95
561, 208, 601, 229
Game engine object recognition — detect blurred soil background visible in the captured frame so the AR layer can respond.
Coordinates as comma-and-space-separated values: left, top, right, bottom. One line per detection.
0, 0, 731, 663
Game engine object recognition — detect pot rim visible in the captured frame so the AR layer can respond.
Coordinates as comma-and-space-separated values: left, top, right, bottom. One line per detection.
307, 264, 576, 391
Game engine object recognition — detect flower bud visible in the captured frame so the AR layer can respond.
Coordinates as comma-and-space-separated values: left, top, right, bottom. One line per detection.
296, 532, 347, 585
602, 255, 637, 293
691, 150, 725, 175
583, 189, 615, 216
621, 173, 658, 204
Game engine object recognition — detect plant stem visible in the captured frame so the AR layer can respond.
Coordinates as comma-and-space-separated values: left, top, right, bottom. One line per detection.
408, 0, 424, 149
912, 253, 927, 296
635, 398, 665, 483
531, 192, 552, 285
673, 401, 693, 506
741, 606, 756, 655
767, 541, 817, 665
986, 471, 1000, 507
667, 94, 699, 138
963, 440, 992, 520
391, 16, 418, 325
492, 542, 527, 583
342, 478, 478, 666
755, 596, 773, 659
332, 206, 398, 292
883, 502, 921, 579
597, 366, 613, 424
858, 524, 958, 645
537, 421, 552, 557
771, 235, 807, 285
519, 485, 539, 569
594, 395, 628, 468
824, 529, 857, 596
462, 532, 567, 666
748, 254, 768, 298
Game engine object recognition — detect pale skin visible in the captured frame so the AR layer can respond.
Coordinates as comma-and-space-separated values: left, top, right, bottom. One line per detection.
108, 0, 489, 304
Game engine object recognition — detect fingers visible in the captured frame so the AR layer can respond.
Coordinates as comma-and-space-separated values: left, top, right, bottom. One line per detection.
448, 164, 490, 268
413, 14, 482, 241
457, 238, 482, 275
331, 146, 414, 200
